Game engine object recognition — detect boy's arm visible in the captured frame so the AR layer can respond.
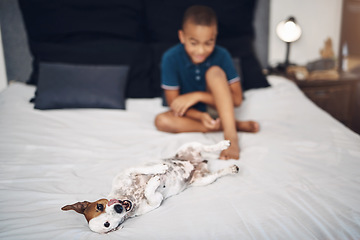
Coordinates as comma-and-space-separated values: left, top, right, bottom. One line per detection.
165, 82, 243, 117
165, 90, 206, 119
165, 89, 200, 117
165, 89, 218, 129
169, 91, 211, 117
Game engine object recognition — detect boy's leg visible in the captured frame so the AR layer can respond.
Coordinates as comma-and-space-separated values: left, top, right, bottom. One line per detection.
205, 66, 240, 160
155, 111, 215, 133
236, 121, 260, 133
208, 106, 259, 133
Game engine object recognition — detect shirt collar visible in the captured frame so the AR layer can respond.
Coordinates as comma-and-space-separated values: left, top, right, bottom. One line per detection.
179, 44, 193, 68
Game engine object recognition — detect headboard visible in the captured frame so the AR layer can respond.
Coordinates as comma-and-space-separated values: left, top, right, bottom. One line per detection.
0, 0, 269, 100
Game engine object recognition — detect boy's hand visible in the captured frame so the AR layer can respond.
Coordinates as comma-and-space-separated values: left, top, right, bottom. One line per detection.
200, 113, 221, 131
170, 93, 199, 116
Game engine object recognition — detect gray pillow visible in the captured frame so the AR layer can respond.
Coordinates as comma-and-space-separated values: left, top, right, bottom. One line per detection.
34, 63, 129, 110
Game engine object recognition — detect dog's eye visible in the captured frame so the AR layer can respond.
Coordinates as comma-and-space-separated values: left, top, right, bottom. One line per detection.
96, 204, 104, 211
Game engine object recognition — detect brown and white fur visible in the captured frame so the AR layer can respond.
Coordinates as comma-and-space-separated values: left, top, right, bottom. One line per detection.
61, 140, 239, 233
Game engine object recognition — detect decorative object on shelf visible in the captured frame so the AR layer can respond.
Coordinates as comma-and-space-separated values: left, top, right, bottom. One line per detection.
287, 66, 339, 81
276, 16, 302, 70
306, 59, 336, 72
320, 37, 335, 59
307, 69, 339, 80
341, 42, 349, 72
287, 37, 339, 81
286, 66, 308, 80
307, 37, 336, 72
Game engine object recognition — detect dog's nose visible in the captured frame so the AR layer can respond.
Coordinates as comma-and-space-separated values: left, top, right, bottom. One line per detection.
104, 222, 110, 228
114, 204, 123, 214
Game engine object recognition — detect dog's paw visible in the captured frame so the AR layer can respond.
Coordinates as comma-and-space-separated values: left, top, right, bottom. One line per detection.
147, 175, 161, 187
230, 165, 239, 174
218, 140, 231, 150
145, 175, 162, 196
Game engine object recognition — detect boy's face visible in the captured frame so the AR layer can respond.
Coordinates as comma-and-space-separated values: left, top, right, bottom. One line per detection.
178, 21, 217, 64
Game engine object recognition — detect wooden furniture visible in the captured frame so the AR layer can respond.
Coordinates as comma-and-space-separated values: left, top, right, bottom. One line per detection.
339, 0, 360, 73
292, 74, 360, 133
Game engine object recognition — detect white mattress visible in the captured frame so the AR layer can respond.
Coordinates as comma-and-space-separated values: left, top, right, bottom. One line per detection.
1, 76, 360, 240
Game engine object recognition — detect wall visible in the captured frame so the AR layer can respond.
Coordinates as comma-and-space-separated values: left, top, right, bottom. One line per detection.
0, 0, 32, 88
0, 26, 7, 92
268, 0, 343, 67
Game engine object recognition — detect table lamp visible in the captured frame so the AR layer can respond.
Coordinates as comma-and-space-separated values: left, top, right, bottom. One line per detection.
276, 16, 302, 69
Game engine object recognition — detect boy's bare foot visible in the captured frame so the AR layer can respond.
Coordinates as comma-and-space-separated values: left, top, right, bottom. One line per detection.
209, 118, 221, 131
236, 121, 260, 133
219, 144, 240, 160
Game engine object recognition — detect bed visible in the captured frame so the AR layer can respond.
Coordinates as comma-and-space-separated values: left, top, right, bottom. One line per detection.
1, 0, 360, 239
1, 76, 360, 239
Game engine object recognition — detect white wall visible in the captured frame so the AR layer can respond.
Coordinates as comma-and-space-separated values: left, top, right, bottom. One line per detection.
268, 0, 343, 66
0, 25, 7, 92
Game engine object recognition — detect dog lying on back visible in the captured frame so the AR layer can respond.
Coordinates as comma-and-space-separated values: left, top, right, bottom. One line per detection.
62, 140, 239, 233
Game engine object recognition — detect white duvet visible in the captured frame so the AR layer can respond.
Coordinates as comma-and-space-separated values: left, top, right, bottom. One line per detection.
0, 76, 360, 240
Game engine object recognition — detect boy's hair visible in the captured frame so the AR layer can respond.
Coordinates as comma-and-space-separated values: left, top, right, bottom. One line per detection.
182, 5, 217, 28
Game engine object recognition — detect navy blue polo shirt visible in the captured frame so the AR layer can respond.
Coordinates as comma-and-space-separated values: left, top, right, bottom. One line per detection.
161, 43, 240, 111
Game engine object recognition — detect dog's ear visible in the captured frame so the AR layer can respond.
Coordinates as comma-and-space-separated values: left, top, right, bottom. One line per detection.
120, 200, 133, 212
61, 201, 91, 215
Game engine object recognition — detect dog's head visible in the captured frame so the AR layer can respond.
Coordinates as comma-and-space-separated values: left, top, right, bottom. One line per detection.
61, 198, 133, 233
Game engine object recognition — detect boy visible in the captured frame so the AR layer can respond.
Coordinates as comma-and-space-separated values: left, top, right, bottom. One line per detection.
154, 5, 259, 160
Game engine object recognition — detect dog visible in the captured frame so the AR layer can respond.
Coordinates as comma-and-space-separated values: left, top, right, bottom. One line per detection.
61, 140, 239, 233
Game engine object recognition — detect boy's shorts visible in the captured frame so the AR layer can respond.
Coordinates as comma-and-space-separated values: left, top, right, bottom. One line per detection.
207, 106, 219, 119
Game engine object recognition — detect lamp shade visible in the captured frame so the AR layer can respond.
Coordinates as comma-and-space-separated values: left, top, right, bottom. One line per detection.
276, 17, 302, 43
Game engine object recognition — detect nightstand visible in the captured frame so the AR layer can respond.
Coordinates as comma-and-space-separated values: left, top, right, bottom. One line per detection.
291, 73, 360, 133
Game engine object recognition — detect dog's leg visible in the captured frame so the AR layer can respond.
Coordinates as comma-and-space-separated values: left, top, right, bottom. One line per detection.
109, 164, 168, 200
201, 140, 231, 152
190, 165, 239, 187
136, 176, 164, 215
144, 176, 163, 206
175, 140, 231, 162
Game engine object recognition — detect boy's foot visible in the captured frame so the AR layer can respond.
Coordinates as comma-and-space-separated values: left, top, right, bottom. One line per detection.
236, 121, 260, 133
219, 143, 240, 160
207, 118, 221, 131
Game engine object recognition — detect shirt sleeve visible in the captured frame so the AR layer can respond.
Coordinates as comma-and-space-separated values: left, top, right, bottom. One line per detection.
161, 52, 180, 90
219, 48, 241, 84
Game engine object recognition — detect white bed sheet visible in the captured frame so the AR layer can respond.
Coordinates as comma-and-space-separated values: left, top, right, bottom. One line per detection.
0, 76, 360, 240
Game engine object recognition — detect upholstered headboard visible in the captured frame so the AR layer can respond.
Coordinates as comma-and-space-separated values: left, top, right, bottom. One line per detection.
0, 0, 269, 104
0, 0, 269, 82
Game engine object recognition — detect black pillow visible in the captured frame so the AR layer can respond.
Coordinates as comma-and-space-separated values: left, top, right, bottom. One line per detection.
18, 0, 144, 85
145, 0, 256, 42
34, 63, 129, 110
240, 54, 270, 91
126, 44, 158, 98
218, 37, 270, 91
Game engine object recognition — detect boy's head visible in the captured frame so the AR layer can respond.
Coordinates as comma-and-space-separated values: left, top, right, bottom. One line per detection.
178, 5, 218, 64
